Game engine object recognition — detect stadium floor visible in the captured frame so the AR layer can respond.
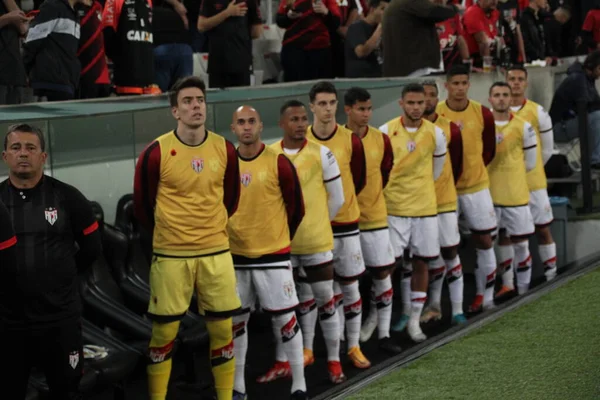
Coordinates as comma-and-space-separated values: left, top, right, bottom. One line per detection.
348, 266, 600, 400
88, 273, 480, 400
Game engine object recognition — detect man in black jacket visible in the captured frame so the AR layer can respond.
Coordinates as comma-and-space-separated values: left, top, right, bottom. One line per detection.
520, 0, 556, 64
23, 0, 93, 102
0, 123, 103, 399
550, 50, 600, 167
0, 0, 29, 105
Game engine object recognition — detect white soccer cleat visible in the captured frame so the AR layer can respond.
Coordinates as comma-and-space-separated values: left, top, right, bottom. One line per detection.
359, 313, 378, 343
407, 323, 427, 343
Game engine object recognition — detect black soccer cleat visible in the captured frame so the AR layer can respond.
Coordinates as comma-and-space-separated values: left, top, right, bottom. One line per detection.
379, 336, 403, 354
291, 390, 309, 399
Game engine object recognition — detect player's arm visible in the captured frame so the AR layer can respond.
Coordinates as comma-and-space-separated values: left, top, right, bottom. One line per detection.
448, 122, 463, 183
277, 154, 305, 240
0, 200, 17, 256
320, 145, 344, 220
381, 133, 394, 188
350, 133, 367, 194
133, 140, 161, 231
523, 122, 538, 172
538, 106, 555, 165
433, 126, 447, 181
223, 140, 241, 217
481, 106, 496, 166
63, 184, 103, 271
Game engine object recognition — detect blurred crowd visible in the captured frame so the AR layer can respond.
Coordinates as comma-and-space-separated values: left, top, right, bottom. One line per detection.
0, 0, 598, 105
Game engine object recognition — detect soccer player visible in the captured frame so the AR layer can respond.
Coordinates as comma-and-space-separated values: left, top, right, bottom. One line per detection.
420, 80, 467, 325
436, 64, 498, 313
133, 76, 241, 400
306, 81, 370, 369
0, 123, 102, 399
505, 65, 558, 288
488, 82, 537, 295
227, 105, 307, 400
343, 87, 402, 353
380, 83, 447, 342
262, 100, 347, 384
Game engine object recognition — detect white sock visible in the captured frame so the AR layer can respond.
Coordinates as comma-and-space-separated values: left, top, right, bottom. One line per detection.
444, 256, 464, 316
373, 276, 393, 339
401, 261, 412, 316
514, 241, 532, 294
409, 291, 427, 329
365, 286, 377, 324
476, 247, 497, 305
333, 281, 345, 341
496, 244, 515, 290
272, 312, 306, 393
538, 242, 557, 279
296, 282, 317, 352
232, 312, 250, 394
341, 281, 362, 349
427, 256, 446, 310
312, 280, 340, 361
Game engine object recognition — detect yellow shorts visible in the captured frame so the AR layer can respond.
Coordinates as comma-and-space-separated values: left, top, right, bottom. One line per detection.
147, 250, 241, 320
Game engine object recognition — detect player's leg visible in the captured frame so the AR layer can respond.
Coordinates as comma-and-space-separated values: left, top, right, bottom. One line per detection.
530, 189, 558, 280
407, 216, 440, 343
506, 207, 535, 295
147, 256, 196, 400
253, 266, 306, 397
196, 252, 242, 400
334, 233, 370, 369
230, 269, 255, 398
495, 207, 517, 298
387, 216, 411, 332
359, 282, 378, 343
459, 190, 497, 312
294, 266, 317, 365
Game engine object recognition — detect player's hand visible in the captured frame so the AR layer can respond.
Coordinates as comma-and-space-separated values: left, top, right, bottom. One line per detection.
226, 0, 248, 17
312, 1, 329, 15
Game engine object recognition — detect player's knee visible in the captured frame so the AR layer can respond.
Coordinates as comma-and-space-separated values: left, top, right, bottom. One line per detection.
536, 226, 553, 244
473, 232, 494, 249
440, 246, 458, 260
272, 312, 300, 342
148, 321, 180, 363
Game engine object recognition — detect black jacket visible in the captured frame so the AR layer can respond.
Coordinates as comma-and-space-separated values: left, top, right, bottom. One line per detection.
520, 7, 554, 62
549, 62, 600, 123
0, 1, 26, 87
22, 0, 81, 95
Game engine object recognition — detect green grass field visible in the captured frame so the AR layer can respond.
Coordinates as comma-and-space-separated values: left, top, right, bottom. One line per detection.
350, 268, 600, 400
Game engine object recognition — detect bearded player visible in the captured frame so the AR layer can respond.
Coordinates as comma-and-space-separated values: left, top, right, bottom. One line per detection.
260, 100, 347, 385
306, 81, 370, 369
488, 82, 538, 295
380, 83, 447, 342
505, 65, 557, 292
420, 80, 467, 325
437, 64, 498, 313
342, 87, 402, 353
227, 106, 307, 400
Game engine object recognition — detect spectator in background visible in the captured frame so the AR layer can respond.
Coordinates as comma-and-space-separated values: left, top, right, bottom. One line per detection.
580, 3, 600, 52
198, 0, 262, 88
102, 0, 159, 95
382, 0, 458, 77
521, 0, 556, 63
496, 0, 526, 66
344, 0, 387, 78
184, 0, 205, 52
153, 0, 193, 92
462, 0, 500, 68
277, 0, 341, 82
77, 0, 110, 99
550, 50, 600, 167
330, 0, 360, 78
0, 0, 29, 105
435, 0, 469, 71
544, 3, 571, 57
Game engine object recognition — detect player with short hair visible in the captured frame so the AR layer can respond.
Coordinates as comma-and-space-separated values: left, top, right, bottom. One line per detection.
227, 105, 307, 400
343, 87, 402, 353
436, 64, 498, 313
379, 83, 447, 342
133, 76, 241, 400
260, 99, 347, 385
488, 82, 538, 295
420, 80, 467, 325
505, 65, 557, 291
306, 81, 370, 370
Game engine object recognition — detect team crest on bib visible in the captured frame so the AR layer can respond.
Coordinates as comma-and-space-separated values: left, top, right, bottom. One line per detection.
455, 120, 464, 131
191, 157, 204, 173
241, 173, 252, 187
283, 280, 295, 298
407, 141, 417, 153
69, 351, 79, 369
45, 207, 58, 225
496, 132, 504, 144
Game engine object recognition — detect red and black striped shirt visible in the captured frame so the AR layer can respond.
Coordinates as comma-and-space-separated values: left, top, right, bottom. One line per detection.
77, 1, 110, 85
276, 0, 341, 50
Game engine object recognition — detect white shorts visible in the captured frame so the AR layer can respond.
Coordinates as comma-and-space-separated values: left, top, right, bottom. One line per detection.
291, 251, 333, 268
494, 206, 535, 238
530, 189, 554, 226
332, 234, 365, 279
438, 211, 461, 248
360, 229, 396, 268
388, 216, 439, 259
458, 188, 497, 233
235, 264, 299, 313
